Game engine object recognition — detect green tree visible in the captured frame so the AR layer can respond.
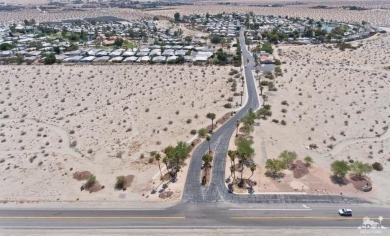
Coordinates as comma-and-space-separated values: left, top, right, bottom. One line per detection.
249, 164, 256, 181
350, 161, 372, 179
0, 43, 14, 51
235, 120, 240, 137
210, 35, 222, 44
155, 153, 162, 178
44, 54, 56, 65
261, 42, 273, 54
184, 36, 192, 43
278, 150, 297, 169
174, 12, 181, 22
53, 46, 61, 55
236, 138, 255, 186
206, 113, 216, 132
228, 150, 236, 166
331, 160, 350, 180
198, 128, 207, 138
114, 37, 124, 47
257, 107, 272, 119
206, 135, 211, 153
230, 165, 236, 181
265, 159, 285, 177
202, 153, 213, 183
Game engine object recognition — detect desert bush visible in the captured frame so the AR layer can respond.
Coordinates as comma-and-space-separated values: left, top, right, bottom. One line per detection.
85, 175, 96, 188
115, 176, 125, 190
198, 128, 207, 138
372, 162, 383, 171
224, 103, 232, 108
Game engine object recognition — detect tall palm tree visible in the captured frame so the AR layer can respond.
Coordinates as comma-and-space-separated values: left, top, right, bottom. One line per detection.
206, 113, 216, 132
230, 165, 236, 182
235, 120, 240, 137
202, 154, 213, 183
206, 135, 211, 154
162, 157, 169, 174
236, 138, 255, 187
248, 164, 256, 181
240, 91, 244, 105
262, 95, 268, 106
155, 153, 162, 178
228, 150, 236, 166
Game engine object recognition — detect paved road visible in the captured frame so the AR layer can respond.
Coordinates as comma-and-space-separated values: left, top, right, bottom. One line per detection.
182, 29, 260, 203
181, 30, 364, 205
1, 204, 389, 230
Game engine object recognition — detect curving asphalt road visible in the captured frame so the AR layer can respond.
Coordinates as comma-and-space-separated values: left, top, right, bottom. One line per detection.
182, 30, 364, 205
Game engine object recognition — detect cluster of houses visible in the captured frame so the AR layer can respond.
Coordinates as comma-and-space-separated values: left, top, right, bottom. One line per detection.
60, 45, 215, 63
0, 17, 219, 64
193, 16, 240, 38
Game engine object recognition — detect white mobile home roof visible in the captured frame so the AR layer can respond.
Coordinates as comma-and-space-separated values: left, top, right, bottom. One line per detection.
93, 56, 110, 62
81, 56, 96, 62
122, 51, 136, 57
152, 56, 166, 62
123, 56, 138, 62
110, 56, 124, 62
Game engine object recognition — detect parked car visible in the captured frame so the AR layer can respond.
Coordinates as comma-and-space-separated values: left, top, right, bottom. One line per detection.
339, 209, 352, 216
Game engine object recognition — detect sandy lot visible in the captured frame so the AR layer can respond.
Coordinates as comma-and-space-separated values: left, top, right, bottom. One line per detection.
235, 33, 390, 204
0, 64, 239, 202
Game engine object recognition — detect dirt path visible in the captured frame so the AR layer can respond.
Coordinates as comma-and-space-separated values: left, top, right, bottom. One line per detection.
308, 127, 389, 159
0, 118, 82, 158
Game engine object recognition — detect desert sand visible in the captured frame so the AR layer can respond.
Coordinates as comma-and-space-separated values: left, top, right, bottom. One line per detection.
0, 64, 239, 202
235, 32, 390, 204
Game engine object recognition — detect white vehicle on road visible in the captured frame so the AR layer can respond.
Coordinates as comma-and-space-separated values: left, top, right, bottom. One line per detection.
338, 208, 352, 216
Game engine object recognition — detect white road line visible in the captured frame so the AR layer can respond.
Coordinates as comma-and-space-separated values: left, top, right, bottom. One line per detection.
228, 209, 312, 211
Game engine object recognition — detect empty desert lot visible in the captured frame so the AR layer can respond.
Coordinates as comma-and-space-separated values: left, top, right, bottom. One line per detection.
0, 64, 237, 202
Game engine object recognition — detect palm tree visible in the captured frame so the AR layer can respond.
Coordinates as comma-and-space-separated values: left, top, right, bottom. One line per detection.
155, 153, 162, 178
265, 159, 284, 177
206, 135, 211, 154
206, 113, 216, 132
236, 138, 255, 187
202, 154, 213, 183
248, 164, 256, 181
260, 85, 263, 95
350, 161, 372, 179
278, 150, 297, 169
230, 165, 236, 182
228, 150, 236, 166
262, 95, 268, 106
331, 160, 350, 182
235, 120, 240, 137
162, 157, 169, 175
240, 91, 244, 105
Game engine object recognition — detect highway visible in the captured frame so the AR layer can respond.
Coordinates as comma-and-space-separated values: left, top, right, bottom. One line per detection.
1, 204, 389, 229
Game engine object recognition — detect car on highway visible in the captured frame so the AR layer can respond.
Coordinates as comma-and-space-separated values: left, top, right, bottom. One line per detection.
338, 208, 352, 216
